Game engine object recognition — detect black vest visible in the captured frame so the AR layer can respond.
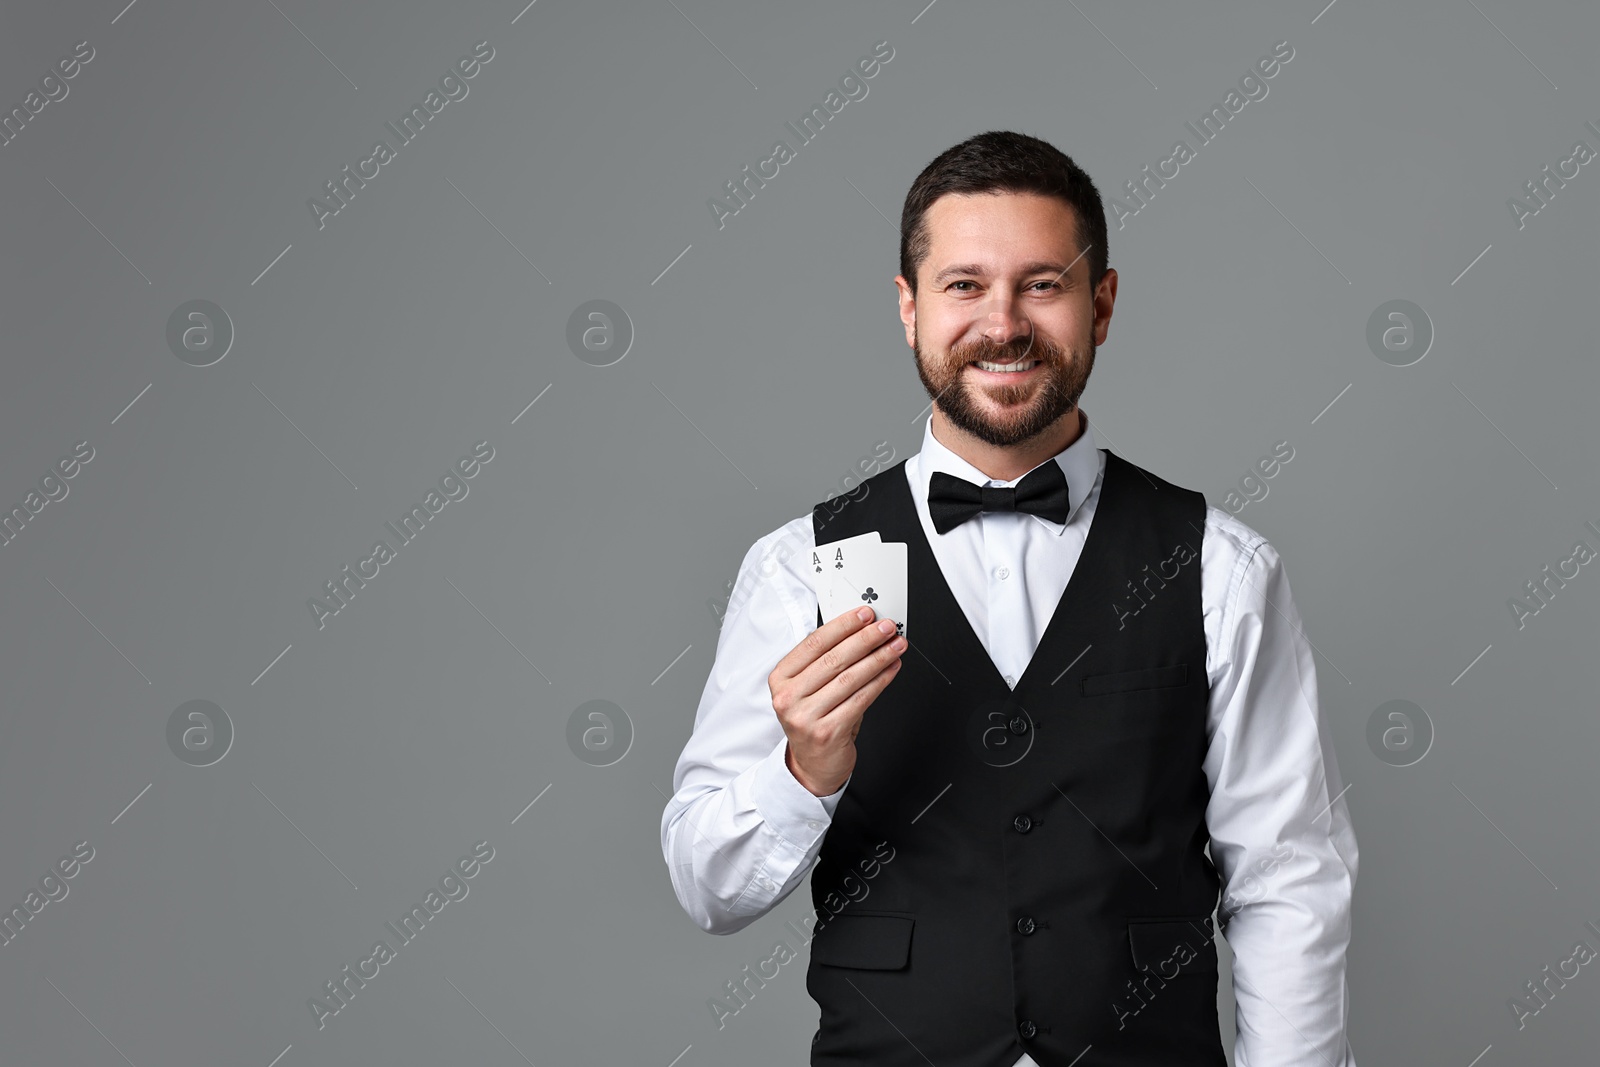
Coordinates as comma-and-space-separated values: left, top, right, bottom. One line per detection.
804, 449, 1225, 1067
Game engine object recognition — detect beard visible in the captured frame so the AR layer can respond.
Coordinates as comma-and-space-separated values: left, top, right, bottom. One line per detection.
913, 323, 1094, 448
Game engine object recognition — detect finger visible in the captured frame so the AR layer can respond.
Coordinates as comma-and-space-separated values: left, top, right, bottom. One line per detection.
808, 629, 906, 714
851, 655, 902, 739
772, 605, 878, 683
824, 654, 904, 723
794, 615, 900, 702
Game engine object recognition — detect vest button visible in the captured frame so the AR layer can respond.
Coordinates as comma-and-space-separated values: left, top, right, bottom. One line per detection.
1007, 715, 1029, 735
1016, 916, 1036, 935
1012, 814, 1032, 833
1018, 1019, 1037, 1040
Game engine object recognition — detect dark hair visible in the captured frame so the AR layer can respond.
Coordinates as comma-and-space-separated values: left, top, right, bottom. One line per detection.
899, 130, 1108, 298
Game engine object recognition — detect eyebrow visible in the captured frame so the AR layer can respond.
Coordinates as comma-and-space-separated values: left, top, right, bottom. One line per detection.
930, 260, 1078, 285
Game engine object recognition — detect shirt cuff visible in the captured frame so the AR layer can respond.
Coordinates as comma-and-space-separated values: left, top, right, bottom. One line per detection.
751, 736, 837, 853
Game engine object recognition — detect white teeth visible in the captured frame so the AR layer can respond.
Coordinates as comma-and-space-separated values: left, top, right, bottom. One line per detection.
973, 360, 1039, 373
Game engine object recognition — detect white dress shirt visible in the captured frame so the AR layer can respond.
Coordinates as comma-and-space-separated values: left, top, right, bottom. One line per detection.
661, 409, 1359, 1067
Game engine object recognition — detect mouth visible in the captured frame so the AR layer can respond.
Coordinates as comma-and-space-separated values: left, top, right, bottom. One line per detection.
968, 358, 1042, 379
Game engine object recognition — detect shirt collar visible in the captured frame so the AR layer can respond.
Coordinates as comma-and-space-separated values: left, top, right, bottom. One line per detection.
914, 407, 1101, 534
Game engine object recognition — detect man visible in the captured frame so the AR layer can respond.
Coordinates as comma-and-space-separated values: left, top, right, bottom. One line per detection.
661, 130, 1358, 1067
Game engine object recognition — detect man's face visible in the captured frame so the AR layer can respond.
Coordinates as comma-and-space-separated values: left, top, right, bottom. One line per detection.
895, 191, 1115, 449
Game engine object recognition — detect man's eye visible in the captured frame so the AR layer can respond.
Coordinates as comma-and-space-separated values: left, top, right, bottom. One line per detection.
946, 280, 1059, 292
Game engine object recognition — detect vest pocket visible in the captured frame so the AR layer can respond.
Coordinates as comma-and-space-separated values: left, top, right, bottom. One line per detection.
1126, 915, 1216, 977
1080, 662, 1189, 697
809, 911, 914, 970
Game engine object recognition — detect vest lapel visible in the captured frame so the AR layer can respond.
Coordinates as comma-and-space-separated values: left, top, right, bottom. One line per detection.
870, 449, 1121, 696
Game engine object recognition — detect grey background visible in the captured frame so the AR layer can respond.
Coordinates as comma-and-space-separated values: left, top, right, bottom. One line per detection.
1, 0, 1596, 1064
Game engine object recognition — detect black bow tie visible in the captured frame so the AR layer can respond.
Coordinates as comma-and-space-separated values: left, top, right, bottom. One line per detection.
927, 463, 1070, 534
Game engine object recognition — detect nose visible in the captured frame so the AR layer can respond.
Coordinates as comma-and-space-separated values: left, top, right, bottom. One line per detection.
974, 289, 1033, 347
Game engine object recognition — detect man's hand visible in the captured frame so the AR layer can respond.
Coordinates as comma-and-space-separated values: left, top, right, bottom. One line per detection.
769, 606, 907, 798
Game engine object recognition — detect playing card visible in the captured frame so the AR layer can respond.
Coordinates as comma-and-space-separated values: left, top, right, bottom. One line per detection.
809, 532, 878, 623
852, 541, 908, 640
825, 536, 908, 640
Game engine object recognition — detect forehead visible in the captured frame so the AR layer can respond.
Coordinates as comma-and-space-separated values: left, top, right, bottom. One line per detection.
921, 191, 1081, 271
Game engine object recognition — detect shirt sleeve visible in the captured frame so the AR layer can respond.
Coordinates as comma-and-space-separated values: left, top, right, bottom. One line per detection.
1201, 518, 1360, 1067
660, 516, 849, 934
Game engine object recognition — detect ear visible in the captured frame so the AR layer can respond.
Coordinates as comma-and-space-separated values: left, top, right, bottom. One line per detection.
894, 275, 916, 348
1092, 267, 1118, 346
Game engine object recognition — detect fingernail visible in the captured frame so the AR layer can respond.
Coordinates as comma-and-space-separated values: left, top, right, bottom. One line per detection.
877, 619, 897, 634
856, 607, 873, 621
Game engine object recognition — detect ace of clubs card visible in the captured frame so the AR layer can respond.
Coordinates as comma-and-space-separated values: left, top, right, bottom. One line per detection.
809, 533, 908, 639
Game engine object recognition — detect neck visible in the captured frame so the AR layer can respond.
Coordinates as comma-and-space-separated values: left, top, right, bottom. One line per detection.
930, 406, 1083, 483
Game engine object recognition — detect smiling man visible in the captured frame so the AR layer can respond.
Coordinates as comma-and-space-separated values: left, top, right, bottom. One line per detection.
661, 130, 1359, 1067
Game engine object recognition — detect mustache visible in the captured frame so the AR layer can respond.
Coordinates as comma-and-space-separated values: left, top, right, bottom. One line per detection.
950, 335, 1062, 364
